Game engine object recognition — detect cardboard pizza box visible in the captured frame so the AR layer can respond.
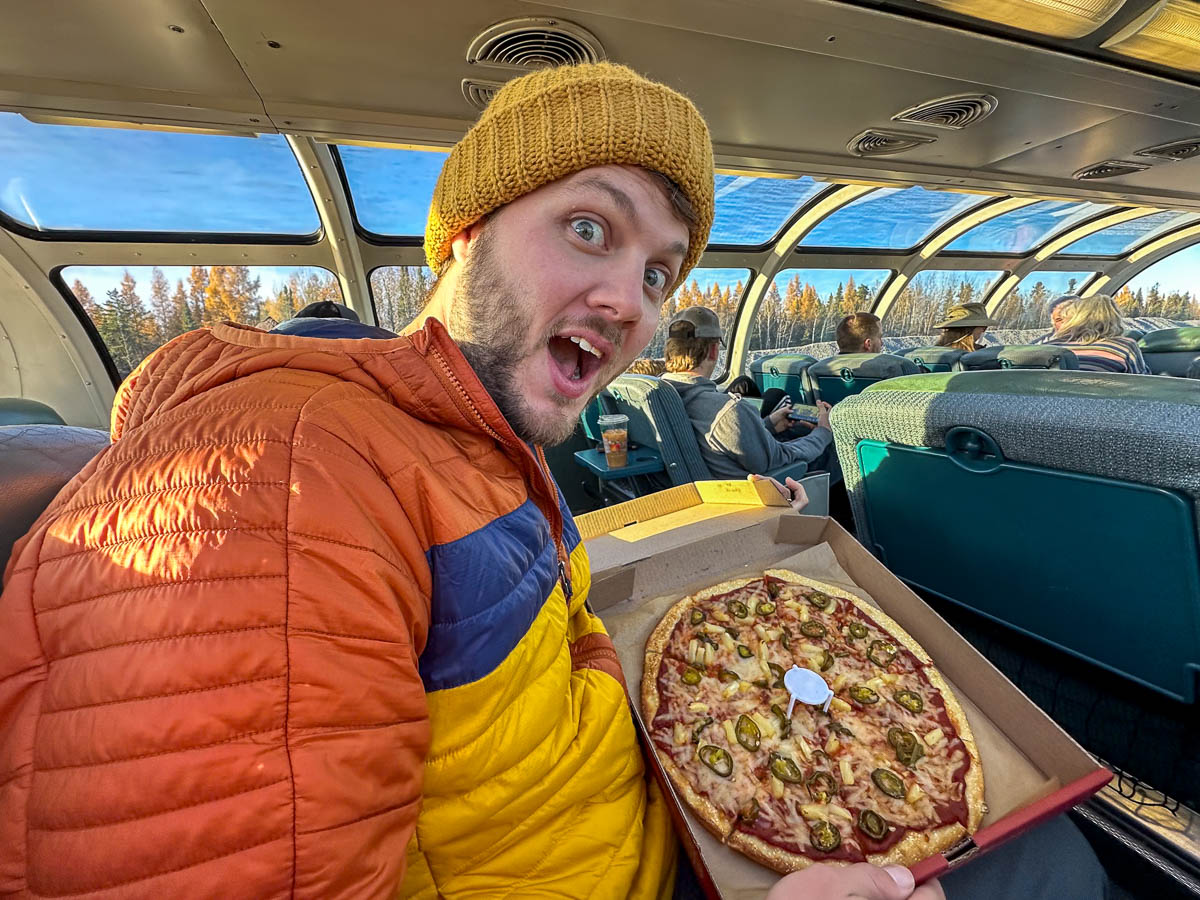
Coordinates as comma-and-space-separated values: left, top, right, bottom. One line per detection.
577, 481, 1110, 899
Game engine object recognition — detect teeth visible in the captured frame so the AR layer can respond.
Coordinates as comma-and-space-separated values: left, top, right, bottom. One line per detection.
567, 335, 603, 358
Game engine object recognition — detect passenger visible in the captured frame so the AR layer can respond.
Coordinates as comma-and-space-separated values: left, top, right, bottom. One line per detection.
836, 311, 884, 354
1045, 293, 1150, 374
933, 302, 997, 352
1032, 294, 1079, 345
627, 356, 667, 376
662, 306, 841, 483
0, 62, 1104, 900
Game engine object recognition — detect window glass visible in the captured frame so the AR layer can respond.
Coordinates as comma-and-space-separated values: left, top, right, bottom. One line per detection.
1115, 244, 1200, 319
748, 269, 891, 354
945, 200, 1113, 253
800, 186, 985, 250
0, 113, 319, 234
336, 145, 447, 237
993, 271, 1094, 330
643, 269, 750, 373
63, 265, 341, 378
711, 175, 828, 245
1057, 210, 1200, 256
883, 269, 1003, 337
370, 266, 436, 333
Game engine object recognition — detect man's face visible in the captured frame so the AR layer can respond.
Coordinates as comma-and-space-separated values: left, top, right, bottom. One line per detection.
447, 165, 690, 445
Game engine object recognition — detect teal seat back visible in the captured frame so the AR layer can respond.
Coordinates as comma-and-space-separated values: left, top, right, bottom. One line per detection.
958, 345, 1079, 370
831, 371, 1200, 701
579, 394, 610, 442
899, 346, 965, 373
605, 375, 712, 488
1139, 327, 1200, 377
0, 398, 64, 426
750, 353, 817, 404
807, 353, 920, 405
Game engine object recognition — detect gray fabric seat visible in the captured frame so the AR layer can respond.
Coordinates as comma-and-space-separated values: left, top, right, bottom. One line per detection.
0, 424, 110, 572
830, 371, 1200, 701
1138, 327, 1200, 377
604, 375, 712, 489
0, 398, 66, 426
899, 347, 965, 373
958, 345, 1079, 370
806, 353, 921, 405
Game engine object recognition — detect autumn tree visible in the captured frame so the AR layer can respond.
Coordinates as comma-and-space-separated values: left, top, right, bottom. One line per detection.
72, 279, 101, 320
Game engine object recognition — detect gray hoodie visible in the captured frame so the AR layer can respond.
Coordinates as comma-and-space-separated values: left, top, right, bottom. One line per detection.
663, 373, 833, 479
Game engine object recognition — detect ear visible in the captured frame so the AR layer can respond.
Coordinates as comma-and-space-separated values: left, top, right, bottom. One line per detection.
709, 342, 721, 362
449, 219, 487, 265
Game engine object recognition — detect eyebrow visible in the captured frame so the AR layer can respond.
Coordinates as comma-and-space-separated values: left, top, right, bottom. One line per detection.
572, 176, 688, 262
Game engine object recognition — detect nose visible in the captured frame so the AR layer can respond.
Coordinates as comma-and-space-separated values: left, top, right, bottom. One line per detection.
584, 259, 646, 326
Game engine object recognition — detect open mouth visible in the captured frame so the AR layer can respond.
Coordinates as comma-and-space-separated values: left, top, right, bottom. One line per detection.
547, 334, 607, 399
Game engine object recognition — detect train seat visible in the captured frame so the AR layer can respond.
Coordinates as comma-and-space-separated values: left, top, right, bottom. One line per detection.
603, 375, 711, 490
1, 424, 110, 572
899, 347, 965, 373
830, 370, 1200, 701
805, 353, 921, 405
0, 398, 66, 426
749, 353, 818, 404
1138, 327, 1200, 377
958, 345, 1079, 370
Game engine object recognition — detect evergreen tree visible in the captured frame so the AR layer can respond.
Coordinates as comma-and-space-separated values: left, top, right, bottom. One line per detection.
187, 266, 209, 328
148, 266, 175, 343
99, 271, 156, 377
173, 279, 197, 333
72, 279, 101, 320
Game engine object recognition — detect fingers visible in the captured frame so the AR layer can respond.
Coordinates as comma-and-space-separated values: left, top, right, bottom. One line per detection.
748, 473, 790, 501
911, 878, 946, 900
765, 863, 917, 900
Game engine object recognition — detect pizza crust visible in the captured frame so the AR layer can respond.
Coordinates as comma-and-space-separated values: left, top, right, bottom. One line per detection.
926, 666, 987, 832
653, 746, 738, 843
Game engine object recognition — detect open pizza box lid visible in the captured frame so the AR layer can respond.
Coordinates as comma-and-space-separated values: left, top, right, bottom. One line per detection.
577, 482, 1109, 898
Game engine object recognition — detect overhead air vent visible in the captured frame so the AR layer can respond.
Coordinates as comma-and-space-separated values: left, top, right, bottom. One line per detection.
1134, 137, 1200, 162
466, 17, 605, 70
847, 129, 937, 157
461, 79, 504, 112
1072, 160, 1151, 180
892, 93, 998, 130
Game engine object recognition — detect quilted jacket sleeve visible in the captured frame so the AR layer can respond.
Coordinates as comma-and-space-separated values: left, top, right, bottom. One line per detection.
0, 379, 432, 898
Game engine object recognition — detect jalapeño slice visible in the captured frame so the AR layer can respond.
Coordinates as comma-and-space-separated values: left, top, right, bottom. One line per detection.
740, 797, 761, 823
818, 650, 835, 672
768, 661, 786, 688
807, 591, 832, 610
857, 809, 889, 841
766, 580, 782, 599
769, 753, 804, 784
725, 627, 740, 639
682, 666, 702, 685
699, 745, 734, 778
735, 714, 761, 751
894, 689, 924, 713
737, 644, 753, 658
727, 599, 749, 619
692, 716, 714, 744
718, 669, 740, 684
806, 770, 838, 803
887, 728, 924, 767
848, 684, 879, 704
800, 620, 827, 639
868, 639, 898, 667
697, 633, 718, 650
848, 622, 869, 640
771, 703, 792, 739
757, 600, 777, 616
780, 630, 791, 651
871, 768, 906, 799
810, 821, 841, 853
689, 609, 705, 626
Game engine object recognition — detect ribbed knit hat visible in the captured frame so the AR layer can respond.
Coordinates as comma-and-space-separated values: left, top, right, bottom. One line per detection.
425, 62, 715, 291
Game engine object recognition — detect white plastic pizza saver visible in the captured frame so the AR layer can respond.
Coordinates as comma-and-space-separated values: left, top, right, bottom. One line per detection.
784, 665, 834, 718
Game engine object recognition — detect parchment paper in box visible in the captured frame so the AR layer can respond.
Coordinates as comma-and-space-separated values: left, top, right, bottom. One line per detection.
599, 539, 1062, 898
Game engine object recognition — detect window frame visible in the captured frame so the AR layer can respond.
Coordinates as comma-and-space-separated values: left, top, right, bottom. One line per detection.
331, 146, 436, 247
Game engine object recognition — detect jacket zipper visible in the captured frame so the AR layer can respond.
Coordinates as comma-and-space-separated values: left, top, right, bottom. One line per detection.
430, 343, 573, 600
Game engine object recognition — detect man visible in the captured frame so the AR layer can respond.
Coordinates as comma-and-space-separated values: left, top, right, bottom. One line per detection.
836, 311, 884, 354
662, 306, 839, 482
0, 63, 1100, 900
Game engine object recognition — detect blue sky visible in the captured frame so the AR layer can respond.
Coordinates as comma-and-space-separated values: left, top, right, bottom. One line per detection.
1, 111, 1196, 302
61, 265, 337, 301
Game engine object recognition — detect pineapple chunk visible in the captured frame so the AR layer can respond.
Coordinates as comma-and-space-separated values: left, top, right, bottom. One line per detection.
825, 736, 841, 755
721, 632, 736, 652
865, 676, 885, 693
831, 674, 848, 692
754, 624, 770, 641
752, 712, 777, 739
748, 596, 760, 616
924, 728, 945, 747
703, 623, 726, 636
798, 605, 810, 622
689, 702, 709, 713
799, 642, 823, 654
757, 642, 769, 662
722, 681, 740, 700
839, 759, 855, 785
795, 736, 813, 761
713, 609, 731, 623
828, 804, 853, 822
758, 658, 772, 678
800, 803, 828, 821
723, 719, 738, 745
771, 774, 786, 799
906, 782, 925, 804
881, 672, 899, 684
830, 697, 852, 713
688, 639, 699, 665
740, 681, 753, 693
673, 722, 689, 745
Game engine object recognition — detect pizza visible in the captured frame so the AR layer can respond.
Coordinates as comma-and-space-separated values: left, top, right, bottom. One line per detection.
642, 569, 984, 871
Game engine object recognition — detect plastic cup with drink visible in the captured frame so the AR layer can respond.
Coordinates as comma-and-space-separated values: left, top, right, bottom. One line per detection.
597, 413, 629, 468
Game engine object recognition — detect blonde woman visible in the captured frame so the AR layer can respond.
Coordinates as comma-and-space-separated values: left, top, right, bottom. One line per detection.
1047, 294, 1149, 374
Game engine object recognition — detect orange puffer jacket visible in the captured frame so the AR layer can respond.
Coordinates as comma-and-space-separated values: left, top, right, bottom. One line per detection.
0, 320, 674, 898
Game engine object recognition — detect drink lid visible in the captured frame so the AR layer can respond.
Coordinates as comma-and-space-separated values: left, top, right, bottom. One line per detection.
784, 665, 834, 718
597, 414, 628, 425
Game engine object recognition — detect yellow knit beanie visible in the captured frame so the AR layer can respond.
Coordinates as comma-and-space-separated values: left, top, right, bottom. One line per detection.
425, 62, 714, 291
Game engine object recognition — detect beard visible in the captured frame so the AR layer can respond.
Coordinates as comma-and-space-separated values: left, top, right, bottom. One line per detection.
447, 227, 623, 447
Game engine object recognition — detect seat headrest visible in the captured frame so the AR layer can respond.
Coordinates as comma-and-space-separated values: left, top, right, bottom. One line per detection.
899, 346, 965, 366
1188, 359, 1200, 380
959, 345, 1079, 370
0, 398, 65, 426
809, 352, 921, 378
752, 353, 818, 374
1139, 327, 1200, 353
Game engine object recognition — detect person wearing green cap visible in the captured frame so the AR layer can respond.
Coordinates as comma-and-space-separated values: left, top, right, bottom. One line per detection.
934, 302, 999, 352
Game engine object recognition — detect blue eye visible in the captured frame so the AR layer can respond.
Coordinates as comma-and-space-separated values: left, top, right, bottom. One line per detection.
644, 268, 668, 291
571, 218, 605, 245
